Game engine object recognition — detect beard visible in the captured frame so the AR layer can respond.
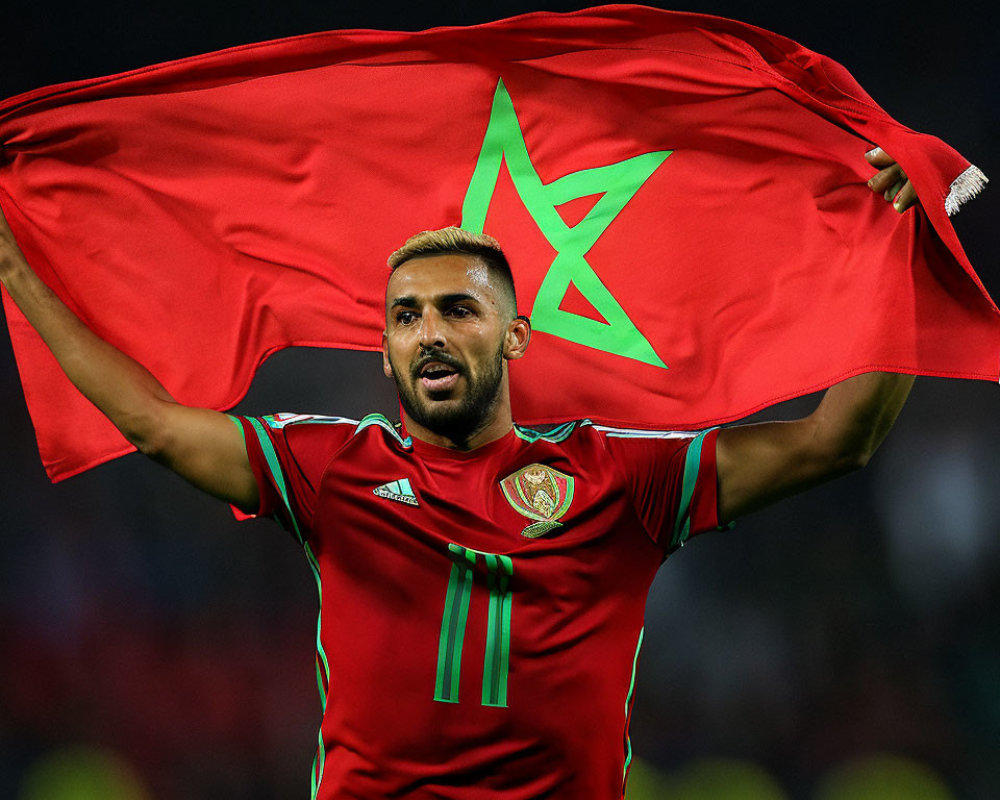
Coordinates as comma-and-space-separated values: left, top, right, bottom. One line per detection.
389, 343, 505, 445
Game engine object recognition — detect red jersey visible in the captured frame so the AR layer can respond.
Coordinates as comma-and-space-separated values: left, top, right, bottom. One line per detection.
234, 413, 722, 800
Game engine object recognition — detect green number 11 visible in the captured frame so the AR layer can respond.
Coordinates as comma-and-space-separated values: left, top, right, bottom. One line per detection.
434, 543, 513, 707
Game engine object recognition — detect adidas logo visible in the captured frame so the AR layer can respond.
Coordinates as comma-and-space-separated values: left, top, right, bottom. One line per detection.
373, 478, 419, 506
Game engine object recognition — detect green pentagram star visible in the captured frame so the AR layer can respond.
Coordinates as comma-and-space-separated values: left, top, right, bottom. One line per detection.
461, 79, 671, 369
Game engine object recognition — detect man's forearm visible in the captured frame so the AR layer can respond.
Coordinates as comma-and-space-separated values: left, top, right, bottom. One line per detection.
0, 236, 174, 453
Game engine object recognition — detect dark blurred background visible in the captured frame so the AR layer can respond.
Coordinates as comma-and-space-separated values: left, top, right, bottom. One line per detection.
1, 2, 997, 798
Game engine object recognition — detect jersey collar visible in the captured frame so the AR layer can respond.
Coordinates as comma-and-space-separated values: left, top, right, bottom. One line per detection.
408, 426, 519, 461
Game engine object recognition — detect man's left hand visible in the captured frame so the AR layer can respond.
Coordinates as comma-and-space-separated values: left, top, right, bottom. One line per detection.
865, 147, 917, 213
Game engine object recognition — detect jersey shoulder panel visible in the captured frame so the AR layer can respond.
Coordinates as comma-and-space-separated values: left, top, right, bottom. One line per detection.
587, 423, 724, 550
234, 413, 362, 542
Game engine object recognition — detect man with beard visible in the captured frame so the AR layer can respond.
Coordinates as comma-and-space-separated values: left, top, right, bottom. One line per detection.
0, 150, 918, 799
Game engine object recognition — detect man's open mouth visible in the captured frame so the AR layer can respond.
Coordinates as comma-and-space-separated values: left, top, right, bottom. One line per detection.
418, 361, 460, 392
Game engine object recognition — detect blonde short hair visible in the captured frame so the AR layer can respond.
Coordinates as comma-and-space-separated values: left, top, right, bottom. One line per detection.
387, 226, 504, 270
387, 226, 517, 316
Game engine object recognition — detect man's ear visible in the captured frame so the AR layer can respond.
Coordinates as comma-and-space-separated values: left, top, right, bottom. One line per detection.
503, 315, 531, 361
382, 331, 394, 378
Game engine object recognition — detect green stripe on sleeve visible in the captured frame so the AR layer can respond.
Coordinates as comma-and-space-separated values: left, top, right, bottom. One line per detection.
246, 416, 305, 546
670, 429, 712, 549
226, 414, 247, 440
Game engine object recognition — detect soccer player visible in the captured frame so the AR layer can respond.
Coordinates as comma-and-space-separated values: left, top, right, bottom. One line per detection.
0, 149, 917, 799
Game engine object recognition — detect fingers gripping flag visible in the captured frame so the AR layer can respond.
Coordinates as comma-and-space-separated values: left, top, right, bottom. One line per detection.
0, 5, 995, 481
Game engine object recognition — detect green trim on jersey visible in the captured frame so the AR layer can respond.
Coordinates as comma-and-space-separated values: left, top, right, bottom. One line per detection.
621, 626, 645, 792
590, 424, 693, 440
670, 428, 713, 549
227, 414, 246, 438
245, 417, 306, 545
355, 413, 413, 447
304, 540, 330, 800
262, 413, 357, 430
513, 419, 585, 444
240, 416, 330, 800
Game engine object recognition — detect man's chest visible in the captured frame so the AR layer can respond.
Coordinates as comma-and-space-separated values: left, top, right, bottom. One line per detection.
312, 441, 641, 557
303, 441, 663, 718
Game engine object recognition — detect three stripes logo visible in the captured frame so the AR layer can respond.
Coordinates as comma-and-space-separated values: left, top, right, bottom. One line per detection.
373, 478, 419, 507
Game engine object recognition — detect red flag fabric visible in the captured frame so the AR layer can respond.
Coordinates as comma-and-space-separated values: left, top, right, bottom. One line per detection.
0, 4, 996, 482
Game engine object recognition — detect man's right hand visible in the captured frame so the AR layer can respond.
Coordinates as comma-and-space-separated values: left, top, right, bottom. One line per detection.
865, 147, 918, 213
0, 202, 260, 512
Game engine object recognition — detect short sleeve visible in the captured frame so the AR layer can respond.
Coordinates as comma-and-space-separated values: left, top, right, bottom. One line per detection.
602, 427, 724, 551
230, 413, 355, 544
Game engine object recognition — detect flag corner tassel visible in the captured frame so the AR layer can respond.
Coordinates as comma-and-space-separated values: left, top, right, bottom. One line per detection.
945, 165, 989, 216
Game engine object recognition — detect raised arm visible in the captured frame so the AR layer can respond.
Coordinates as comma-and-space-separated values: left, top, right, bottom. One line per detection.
715, 146, 921, 522
715, 371, 913, 522
0, 207, 258, 511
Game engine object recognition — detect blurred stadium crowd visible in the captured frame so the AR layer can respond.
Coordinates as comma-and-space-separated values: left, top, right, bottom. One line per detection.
1, 1, 997, 798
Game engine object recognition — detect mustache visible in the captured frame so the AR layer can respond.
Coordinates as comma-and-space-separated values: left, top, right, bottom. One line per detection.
411, 348, 466, 379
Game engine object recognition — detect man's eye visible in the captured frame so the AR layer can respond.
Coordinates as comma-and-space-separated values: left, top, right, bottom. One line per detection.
448, 305, 472, 317
397, 311, 417, 325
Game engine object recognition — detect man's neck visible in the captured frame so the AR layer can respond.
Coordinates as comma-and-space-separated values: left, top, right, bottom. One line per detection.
402, 407, 513, 452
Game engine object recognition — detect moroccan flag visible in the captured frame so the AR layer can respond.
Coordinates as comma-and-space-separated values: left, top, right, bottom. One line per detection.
0, 5, 995, 482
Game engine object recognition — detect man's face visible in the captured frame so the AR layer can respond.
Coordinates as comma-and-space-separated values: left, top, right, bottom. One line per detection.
382, 254, 512, 443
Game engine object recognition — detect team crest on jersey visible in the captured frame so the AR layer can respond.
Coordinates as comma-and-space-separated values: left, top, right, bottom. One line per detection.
499, 464, 575, 538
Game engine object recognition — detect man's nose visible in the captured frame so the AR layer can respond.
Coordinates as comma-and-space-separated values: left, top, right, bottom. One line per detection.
418, 310, 446, 348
